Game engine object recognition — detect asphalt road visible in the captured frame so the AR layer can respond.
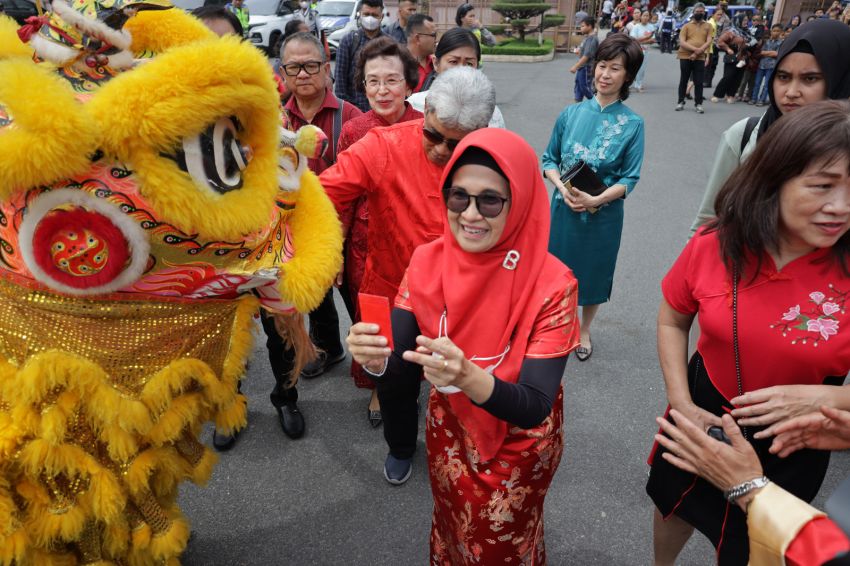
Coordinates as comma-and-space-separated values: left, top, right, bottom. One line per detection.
180, 47, 850, 565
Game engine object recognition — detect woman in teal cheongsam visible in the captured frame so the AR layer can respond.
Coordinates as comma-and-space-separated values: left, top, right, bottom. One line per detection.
542, 34, 645, 361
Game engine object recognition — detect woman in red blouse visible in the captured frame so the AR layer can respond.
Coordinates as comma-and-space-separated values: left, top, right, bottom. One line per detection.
648, 100, 850, 565
347, 128, 580, 564
336, 36, 423, 427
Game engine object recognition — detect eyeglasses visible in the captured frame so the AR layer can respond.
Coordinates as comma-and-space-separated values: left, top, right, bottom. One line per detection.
280, 61, 323, 76
363, 76, 406, 90
423, 127, 462, 151
443, 187, 509, 218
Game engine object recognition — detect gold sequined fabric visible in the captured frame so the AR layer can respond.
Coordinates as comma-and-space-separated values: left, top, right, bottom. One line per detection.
0, 278, 257, 565
0, 276, 240, 396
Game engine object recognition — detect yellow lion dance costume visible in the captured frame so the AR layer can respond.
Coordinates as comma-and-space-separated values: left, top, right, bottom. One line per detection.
0, 3, 341, 563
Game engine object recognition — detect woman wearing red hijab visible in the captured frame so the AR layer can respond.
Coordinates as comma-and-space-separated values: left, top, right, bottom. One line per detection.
347, 128, 580, 563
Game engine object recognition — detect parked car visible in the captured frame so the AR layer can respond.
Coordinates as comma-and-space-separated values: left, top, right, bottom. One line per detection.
2, 0, 37, 25
327, 17, 357, 57
318, 0, 356, 43
246, 0, 296, 55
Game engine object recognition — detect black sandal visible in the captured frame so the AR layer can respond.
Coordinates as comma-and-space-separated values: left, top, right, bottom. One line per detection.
575, 342, 593, 362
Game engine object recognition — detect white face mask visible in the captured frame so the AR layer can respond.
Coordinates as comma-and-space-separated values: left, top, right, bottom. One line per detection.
360, 14, 381, 30
299, 1, 308, 8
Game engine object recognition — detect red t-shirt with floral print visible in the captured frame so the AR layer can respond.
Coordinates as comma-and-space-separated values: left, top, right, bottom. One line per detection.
663, 229, 850, 401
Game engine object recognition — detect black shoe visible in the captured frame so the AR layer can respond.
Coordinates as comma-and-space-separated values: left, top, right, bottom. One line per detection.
368, 408, 383, 428
276, 401, 305, 439
213, 428, 240, 451
300, 350, 346, 379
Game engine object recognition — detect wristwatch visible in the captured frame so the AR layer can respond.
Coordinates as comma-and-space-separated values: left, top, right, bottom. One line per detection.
724, 476, 770, 503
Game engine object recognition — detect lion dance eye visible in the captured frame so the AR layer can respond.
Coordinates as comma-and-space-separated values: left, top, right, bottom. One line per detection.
164, 116, 252, 196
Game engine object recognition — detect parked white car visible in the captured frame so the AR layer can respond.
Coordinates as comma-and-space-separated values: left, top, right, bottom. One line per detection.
246, 0, 296, 55
318, 0, 357, 55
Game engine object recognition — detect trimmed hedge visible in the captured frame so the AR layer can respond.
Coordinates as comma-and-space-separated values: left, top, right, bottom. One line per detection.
481, 38, 554, 56
486, 24, 509, 35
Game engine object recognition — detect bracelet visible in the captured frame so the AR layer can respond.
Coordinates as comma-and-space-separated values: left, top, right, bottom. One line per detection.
723, 476, 770, 503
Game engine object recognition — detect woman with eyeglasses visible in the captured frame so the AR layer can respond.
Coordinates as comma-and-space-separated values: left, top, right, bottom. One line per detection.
542, 34, 645, 362
407, 27, 506, 128
347, 128, 579, 564
336, 36, 423, 427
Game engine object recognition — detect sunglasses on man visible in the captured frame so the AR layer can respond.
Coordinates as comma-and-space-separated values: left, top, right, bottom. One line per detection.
423, 127, 463, 151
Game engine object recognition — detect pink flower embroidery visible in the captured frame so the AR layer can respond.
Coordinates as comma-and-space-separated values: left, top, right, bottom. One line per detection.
810, 291, 826, 305
782, 305, 801, 321
807, 318, 839, 341
822, 302, 841, 316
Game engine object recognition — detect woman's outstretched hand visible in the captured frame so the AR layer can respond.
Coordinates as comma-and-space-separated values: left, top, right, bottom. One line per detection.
770, 406, 850, 458
656, 411, 763, 500
732, 384, 831, 436
346, 322, 391, 373
403, 335, 468, 389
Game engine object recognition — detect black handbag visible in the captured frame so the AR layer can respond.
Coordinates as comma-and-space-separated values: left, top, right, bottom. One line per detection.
560, 160, 606, 197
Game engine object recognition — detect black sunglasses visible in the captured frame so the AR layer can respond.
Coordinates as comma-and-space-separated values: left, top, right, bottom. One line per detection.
443, 187, 509, 218
280, 61, 323, 76
423, 127, 462, 151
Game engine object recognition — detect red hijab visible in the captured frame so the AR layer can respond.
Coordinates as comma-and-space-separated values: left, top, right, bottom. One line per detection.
406, 128, 572, 461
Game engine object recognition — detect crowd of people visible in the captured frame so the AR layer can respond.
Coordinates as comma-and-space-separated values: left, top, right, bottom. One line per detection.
588, 0, 850, 116
247, 1, 850, 560
4, 0, 850, 562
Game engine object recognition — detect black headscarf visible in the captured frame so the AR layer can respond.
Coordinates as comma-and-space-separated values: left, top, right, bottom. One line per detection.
759, 19, 850, 136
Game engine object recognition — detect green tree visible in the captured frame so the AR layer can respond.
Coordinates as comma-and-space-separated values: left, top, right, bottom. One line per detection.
491, 0, 565, 43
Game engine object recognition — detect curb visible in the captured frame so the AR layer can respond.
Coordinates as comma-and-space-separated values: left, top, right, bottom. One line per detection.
481, 51, 555, 63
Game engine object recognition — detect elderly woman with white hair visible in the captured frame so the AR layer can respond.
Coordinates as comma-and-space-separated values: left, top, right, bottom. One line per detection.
320, 66, 496, 484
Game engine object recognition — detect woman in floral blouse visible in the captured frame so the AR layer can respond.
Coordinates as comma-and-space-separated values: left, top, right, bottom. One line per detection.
347, 128, 580, 564
647, 100, 850, 565
542, 34, 645, 362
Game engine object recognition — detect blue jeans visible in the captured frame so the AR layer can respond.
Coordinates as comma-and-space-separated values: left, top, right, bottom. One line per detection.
574, 65, 593, 101
753, 67, 773, 103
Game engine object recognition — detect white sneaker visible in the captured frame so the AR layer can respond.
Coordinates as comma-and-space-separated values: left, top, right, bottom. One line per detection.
695, 105, 705, 114
675, 102, 685, 111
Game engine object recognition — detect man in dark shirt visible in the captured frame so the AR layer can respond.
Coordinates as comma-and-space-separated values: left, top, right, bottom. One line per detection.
383, 0, 417, 43
334, 0, 388, 112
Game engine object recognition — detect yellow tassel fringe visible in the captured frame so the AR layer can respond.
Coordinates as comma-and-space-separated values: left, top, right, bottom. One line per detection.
0, 295, 258, 564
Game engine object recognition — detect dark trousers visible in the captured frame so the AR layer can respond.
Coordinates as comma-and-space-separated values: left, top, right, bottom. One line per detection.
260, 310, 298, 407
713, 62, 743, 98
736, 70, 755, 99
261, 288, 343, 407
660, 32, 673, 53
703, 51, 718, 87
678, 59, 705, 105
308, 288, 344, 357
374, 371, 421, 460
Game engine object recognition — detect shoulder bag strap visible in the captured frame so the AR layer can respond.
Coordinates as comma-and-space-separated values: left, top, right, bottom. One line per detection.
732, 266, 747, 439
740, 115, 760, 155
332, 94, 344, 163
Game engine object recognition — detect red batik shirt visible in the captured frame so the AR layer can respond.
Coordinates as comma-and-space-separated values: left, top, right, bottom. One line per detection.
662, 229, 850, 401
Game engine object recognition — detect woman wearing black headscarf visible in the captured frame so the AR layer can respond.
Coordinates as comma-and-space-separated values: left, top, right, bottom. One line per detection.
690, 18, 850, 236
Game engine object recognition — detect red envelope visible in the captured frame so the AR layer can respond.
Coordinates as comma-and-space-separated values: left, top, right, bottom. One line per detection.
358, 293, 393, 351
